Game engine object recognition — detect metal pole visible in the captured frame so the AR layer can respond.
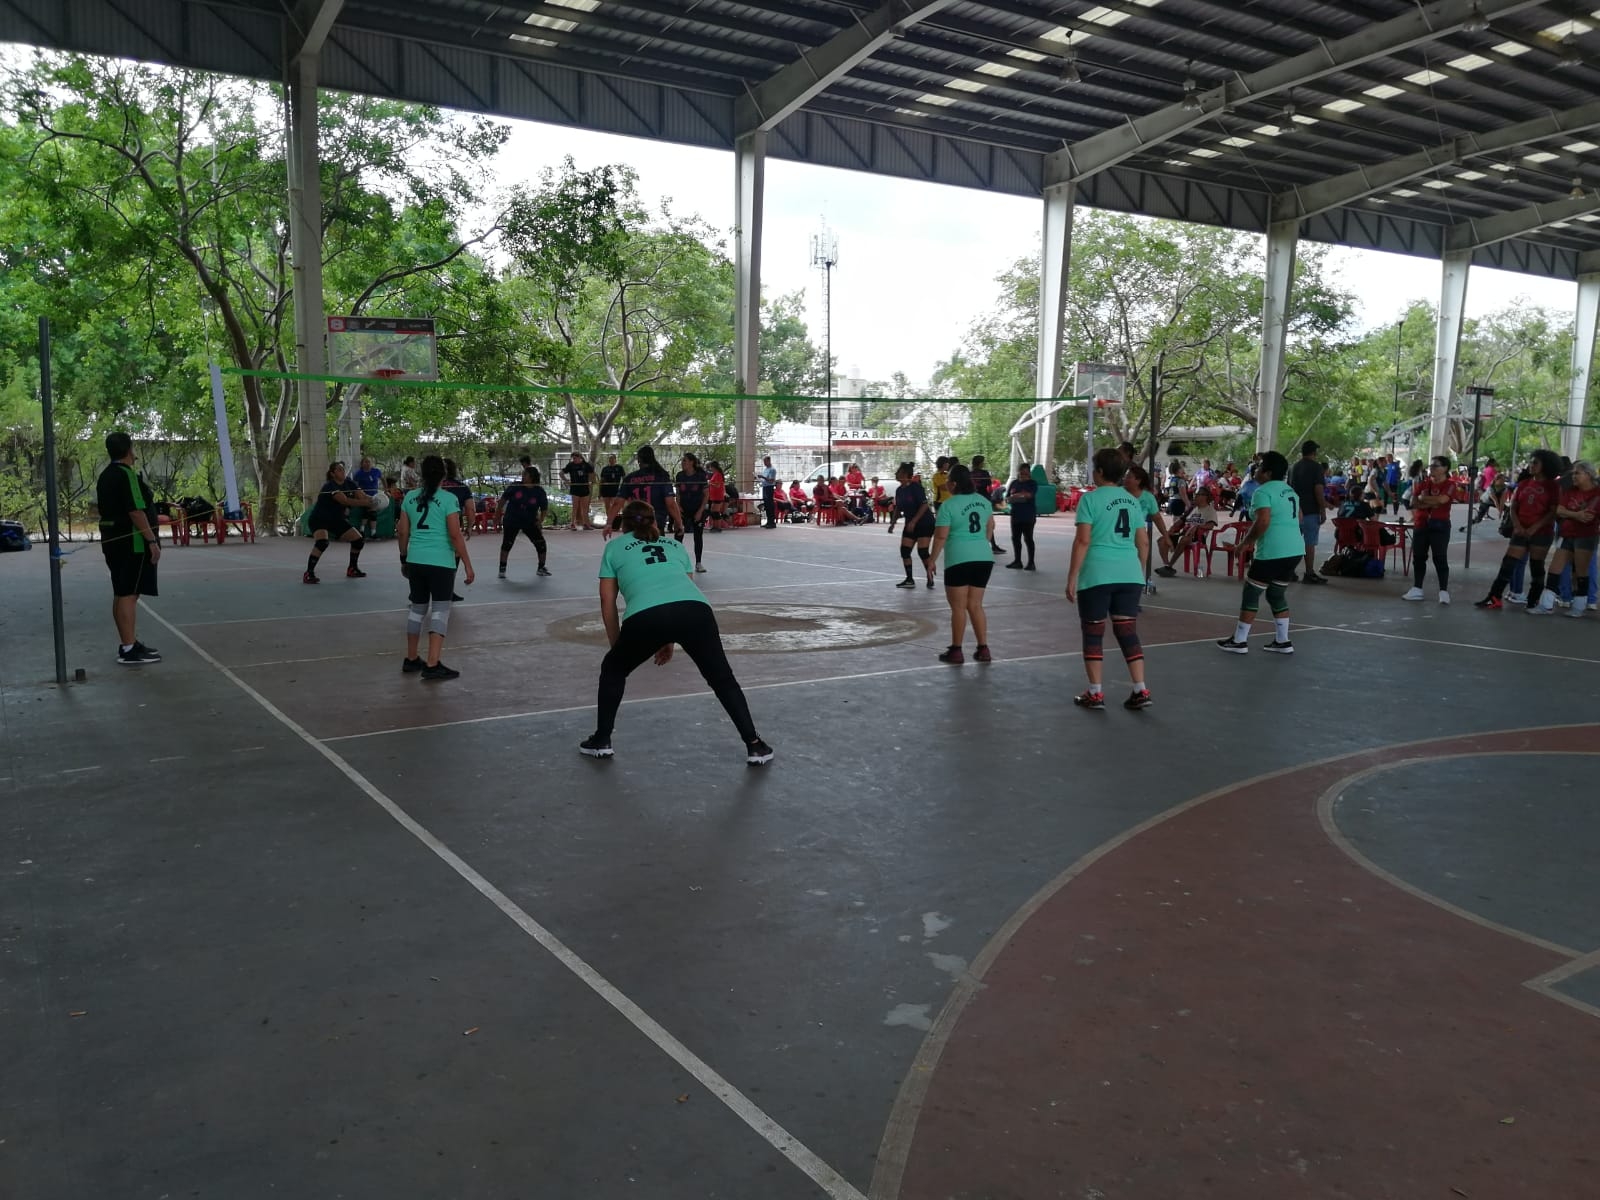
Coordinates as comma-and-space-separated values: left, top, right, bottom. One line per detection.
1510, 416, 1521, 478
825, 260, 833, 470
39, 317, 68, 685
1464, 389, 1484, 569
1390, 317, 1404, 452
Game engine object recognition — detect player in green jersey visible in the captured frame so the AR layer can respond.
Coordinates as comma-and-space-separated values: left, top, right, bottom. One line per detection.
1067, 449, 1152, 711
397, 455, 475, 681
1217, 450, 1300, 656
930, 464, 997, 663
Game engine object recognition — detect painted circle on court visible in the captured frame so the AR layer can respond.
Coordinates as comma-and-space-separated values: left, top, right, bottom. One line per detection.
546, 603, 936, 653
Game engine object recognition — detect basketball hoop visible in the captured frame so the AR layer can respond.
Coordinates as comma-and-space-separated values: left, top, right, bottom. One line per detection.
1094, 398, 1122, 409
372, 368, 406, 381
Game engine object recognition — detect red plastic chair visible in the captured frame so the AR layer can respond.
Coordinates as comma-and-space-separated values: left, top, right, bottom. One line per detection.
1207, 522, 1253, 577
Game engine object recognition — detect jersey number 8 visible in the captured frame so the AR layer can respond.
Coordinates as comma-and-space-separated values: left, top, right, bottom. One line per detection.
967, 511, 982, 534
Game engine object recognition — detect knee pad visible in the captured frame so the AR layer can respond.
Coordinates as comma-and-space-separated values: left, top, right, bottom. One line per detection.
1080, 618, 1106, 661
406, 602, 426, 637
1266, 583, 1289, 615
1111, 616, 1143, 663
917, 547, 931, 564
313, 538, 329, 553
349, 536, 364, 551
900, 548, 913, 564
427, 600, 452, 638
1240, 582, 1263, 614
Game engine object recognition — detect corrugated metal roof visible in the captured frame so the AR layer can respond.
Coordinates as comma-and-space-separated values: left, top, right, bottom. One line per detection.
3, 0, 1599, 275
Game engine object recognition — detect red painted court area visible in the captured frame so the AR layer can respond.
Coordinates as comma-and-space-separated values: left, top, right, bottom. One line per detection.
4, 521, 1599, 1200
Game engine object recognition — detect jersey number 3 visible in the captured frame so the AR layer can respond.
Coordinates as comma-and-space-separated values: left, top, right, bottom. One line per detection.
642, 545, 668, 564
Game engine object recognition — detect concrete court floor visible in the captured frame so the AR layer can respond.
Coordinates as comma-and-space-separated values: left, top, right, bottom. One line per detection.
2, 515, 1597, 1200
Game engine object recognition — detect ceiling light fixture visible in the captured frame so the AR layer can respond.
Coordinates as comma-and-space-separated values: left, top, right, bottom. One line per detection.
1462, 2, 1489, 33
1181, 62, 1201, 112
1061, 46, 1082, 85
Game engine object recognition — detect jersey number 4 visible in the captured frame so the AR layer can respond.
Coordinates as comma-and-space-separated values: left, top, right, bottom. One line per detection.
1114, 509, 1132, 538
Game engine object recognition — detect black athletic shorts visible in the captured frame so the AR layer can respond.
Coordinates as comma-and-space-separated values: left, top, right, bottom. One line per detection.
1076, 582, 1141, 622
943, 560, 994, 589
568, 486, 591, 498
904, 514, 936, 540
1509, 531, 1555, 550
1560, 535, 1599, 553
1248, 554, 1299, 586
311, 510, 357, 539
103, 545, 158, 598
407, 563, 457, 605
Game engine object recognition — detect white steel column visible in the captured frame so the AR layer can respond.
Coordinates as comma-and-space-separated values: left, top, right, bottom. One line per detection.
1032, 184, 1073, 475
287, 54, 329, 505
1256, 219, 1298, 453
1565, 272, 1600, 460
734, 132, 765, 495
1430, 250, 1472, 458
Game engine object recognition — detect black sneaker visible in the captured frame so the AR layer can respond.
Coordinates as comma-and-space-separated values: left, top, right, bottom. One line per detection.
1124, 689, 1154, 710
1024, 563, 1037, 571
1216, 637, 1250, 655
302, 571, 319, 585
346, 566, 367, 578
1262, 640, 1295, 654
497, 567, 506, 579
420, 662, 460, 681
926, 577, 935, 589
896, 578, 916, 589
579, 734, 614, 759
992, 545, 1006, 555
1072, 690, 1106, 710
116, 643, 161, 665
1154, 565, 1177, 578
402, 656, 425, 673
1005, 561, 1024, 570
451, 593, 464, 602
745, 738, 775, 765
537, 565, 551, 577
938, 646, 965, 664
1303, 574, 1328, 585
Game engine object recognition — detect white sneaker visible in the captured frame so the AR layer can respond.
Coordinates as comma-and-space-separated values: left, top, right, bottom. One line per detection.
1506, 592, 1529, 606
1527, 599, 1554, 616
1401, 586, 1425, 601
1569, 598, 1588, 618
1438, 590, 1451, 606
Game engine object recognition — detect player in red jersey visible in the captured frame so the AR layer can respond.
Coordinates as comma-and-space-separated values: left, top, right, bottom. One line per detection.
1474, 449, 1562, 610
1530, 460, 1600, 616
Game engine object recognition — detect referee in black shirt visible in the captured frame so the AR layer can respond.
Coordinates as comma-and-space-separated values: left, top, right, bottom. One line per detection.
95, 431, 162, 664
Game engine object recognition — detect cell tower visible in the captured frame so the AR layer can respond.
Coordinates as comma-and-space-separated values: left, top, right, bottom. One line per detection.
810, 221, 840, 464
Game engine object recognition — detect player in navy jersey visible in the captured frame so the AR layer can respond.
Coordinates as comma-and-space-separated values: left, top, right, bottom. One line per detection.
619, 445, 684, 537
675, 453, 711, 573
892, 462, 937, 589
497, 467, 550, 579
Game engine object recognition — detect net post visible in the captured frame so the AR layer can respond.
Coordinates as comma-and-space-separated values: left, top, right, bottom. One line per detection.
39, 316, 68, 685
210, 363, 244, 518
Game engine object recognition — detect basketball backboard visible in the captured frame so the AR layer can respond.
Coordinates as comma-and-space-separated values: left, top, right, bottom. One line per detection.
1073, 362, 1127, 406
326, 316, 438, 380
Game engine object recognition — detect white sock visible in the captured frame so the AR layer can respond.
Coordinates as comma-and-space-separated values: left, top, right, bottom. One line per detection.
120, 643, 134, 653
1234, 621, 1252, 643
1274, 617, 1290, 641
1087, 683, 1103, 696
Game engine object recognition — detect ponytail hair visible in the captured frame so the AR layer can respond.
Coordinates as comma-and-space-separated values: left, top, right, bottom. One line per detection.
618, 499, 661, 542
948, 464, 974, 495
417, 454, 446, 523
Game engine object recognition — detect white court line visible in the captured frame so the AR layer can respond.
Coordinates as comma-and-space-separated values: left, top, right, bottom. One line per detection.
1291, 623, 1600, 665
138, 602, 868, 1200
176, 577, 896, 628
323, 632, 1241, 742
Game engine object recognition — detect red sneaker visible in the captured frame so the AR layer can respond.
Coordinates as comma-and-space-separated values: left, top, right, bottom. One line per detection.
974, 645, 993, 662
302, 571, 319, 584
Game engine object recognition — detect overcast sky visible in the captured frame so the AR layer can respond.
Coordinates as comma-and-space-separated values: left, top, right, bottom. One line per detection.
496, 118, 1579, 387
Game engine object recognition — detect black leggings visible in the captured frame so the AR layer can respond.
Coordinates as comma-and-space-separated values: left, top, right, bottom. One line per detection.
595, 601, 757, 742
500, 523, 546, 559
1011, 519, 1036, 565
676, 510, 705, 563
1413, 523, 1450, 589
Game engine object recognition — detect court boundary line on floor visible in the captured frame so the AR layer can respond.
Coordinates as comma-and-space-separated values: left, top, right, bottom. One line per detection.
138, 601, 871, 1200
865, 722, 1600, 1200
